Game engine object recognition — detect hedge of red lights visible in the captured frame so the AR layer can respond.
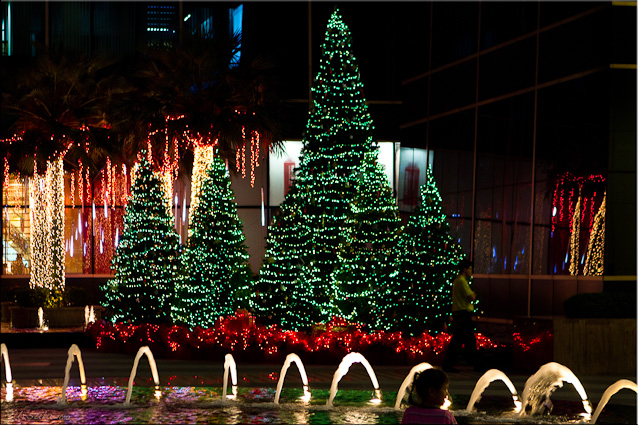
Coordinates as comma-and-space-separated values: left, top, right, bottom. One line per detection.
86, 314, 504, 365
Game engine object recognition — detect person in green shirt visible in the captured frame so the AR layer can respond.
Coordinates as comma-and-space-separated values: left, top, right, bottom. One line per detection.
442, 259, 478, 373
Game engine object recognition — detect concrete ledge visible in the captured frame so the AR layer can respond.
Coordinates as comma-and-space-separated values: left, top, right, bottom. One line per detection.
554, 317, 636, 375
10, 306, 103, 328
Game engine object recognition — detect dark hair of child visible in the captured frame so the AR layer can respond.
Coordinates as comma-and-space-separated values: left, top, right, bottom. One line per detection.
408, 368, 449, 407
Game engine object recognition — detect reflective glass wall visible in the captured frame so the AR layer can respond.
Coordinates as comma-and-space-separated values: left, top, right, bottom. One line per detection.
399, 2, 635, 316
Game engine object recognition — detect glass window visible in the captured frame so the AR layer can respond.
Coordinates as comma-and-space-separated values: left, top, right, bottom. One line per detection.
611, 5, 637, 65
431, 2, 479, 69
538, 10, 608, 84
429, 60, 477, 116
433, 149, 473, 260
474, 95, 534, 274
478, 37, 536, 101
401, 77, 429, 124
539, 2, 596, 27
535, 74, 608, 275
480, 2, 538, 49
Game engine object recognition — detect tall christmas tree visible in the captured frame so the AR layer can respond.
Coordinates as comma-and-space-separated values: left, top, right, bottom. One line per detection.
173, 151, 254, 329
101, 151, 181, 324
253, 9, 400, 330
374, 168, 465, 336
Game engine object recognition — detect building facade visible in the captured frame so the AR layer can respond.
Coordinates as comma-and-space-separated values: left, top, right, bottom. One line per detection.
2, 2, 636, 319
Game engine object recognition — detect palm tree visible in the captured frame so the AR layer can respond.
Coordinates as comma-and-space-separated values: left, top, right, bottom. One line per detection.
110, 31, 285, 185
2, 48, 117, 174
1, 46, 120, 300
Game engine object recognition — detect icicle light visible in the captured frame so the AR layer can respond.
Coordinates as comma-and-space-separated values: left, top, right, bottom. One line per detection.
568, 193, 582, 275
29, 157, 65, 294
190, 141, 215, 227
584, 192, 605, 276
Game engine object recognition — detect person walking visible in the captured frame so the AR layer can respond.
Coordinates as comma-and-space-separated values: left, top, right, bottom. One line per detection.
442, 259, 478, 373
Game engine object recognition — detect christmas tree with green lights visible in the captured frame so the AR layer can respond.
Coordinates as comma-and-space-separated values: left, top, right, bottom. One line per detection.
253, 9, 400, 330
374, 168, 465, 336
173, 152, 254, 329
336, 149, 401, 324
101, 152, 181, 324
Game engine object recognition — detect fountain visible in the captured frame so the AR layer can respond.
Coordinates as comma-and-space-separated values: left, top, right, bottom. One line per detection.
466, 369, 522, 413
124, 346, 161, 405
1, 343, 13, 402
591, 379, 638, 424
57, 344, 87, 405
37, 307, 48, 331
222, 353, 238, 401
0, 347, 635, 425
519, 362, 593, 417
274, 353, 311, 404
84, 306, 96, 328
394, 362, 433, 409
326, 352, 382, 407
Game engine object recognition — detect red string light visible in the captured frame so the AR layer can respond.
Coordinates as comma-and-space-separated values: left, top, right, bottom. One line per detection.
241, 126, 246, 179
87, 314, 503, 363
78, 160, 84, 207
70, 169, 75, 208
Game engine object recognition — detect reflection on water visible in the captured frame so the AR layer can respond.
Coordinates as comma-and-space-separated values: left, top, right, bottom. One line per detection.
1, 387, 635, 424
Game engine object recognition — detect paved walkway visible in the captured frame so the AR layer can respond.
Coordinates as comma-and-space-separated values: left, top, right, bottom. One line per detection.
2, 346, 636, 407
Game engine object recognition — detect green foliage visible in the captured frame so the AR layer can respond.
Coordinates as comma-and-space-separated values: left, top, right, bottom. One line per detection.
63, 286, 89, 307
12, 286, 50, 308
374, 169, 465, 336
173, 152, 254, 329
253, 9, 400, 330
101, 151, 181, 324
563, 292, 637, 318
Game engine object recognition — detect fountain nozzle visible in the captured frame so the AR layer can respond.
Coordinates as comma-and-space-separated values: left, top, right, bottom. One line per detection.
5, 382, 13, 402
300, 384, 311, 402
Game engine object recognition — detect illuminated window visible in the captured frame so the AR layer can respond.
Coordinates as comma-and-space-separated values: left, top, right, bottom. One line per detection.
229, 4, 242, 65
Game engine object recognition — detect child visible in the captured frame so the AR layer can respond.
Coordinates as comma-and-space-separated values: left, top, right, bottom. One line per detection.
402, 368, 457, 424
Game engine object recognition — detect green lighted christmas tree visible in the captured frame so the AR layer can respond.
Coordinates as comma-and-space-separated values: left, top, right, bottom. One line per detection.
337, 149, 401, 324
101, 151, 181, 324
173, 152, 254, 329
374, 167, 465, 336
253, 9, 400, 330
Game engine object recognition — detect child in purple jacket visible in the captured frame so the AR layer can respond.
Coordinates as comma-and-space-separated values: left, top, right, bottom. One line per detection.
402, 368, 457, 424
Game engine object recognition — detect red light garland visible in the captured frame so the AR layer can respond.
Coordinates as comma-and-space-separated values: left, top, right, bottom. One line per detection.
87, 314, 503, 364
513, 331, 552, 353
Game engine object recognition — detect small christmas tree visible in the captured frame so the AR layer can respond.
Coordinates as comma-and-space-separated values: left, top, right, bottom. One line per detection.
173, 152, 254, 329
101, 151, 181, 324
337, 149, 402, 325
374, 167, 465, 336
253, 175, 341, 330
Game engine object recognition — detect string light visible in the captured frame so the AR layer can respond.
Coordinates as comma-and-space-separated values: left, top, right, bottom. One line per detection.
253, 9, 400, 331
101, 151, 181, 324
375, 166, 464, 335
551, 173, 606, 275
241, 126, 246, 179
173, 148, 253, 329
583, 192, 605, 276
88, 314, 502, 361
70, 169, 75, 208
189, 141, 216, 226
29, 158, 65, 296
85, 166, 91, 211
569, 193, 581, 275
78, 160, 84, 207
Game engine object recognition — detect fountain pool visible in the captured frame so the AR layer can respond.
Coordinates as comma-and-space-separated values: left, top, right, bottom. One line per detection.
1, 344, 636, 424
